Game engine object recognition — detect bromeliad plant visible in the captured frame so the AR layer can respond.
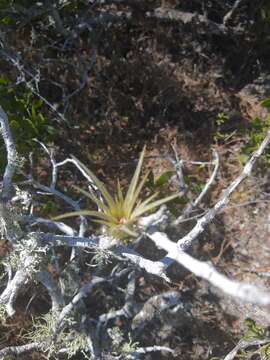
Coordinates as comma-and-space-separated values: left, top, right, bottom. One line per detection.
54, 147, 179, 241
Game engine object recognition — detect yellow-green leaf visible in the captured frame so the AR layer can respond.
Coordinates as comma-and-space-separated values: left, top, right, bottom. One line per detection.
71, 155, 115, 208
124, 146, 146, 212
133, 193, 180, 218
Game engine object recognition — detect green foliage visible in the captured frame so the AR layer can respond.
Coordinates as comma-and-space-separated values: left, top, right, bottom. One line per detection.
261, 97, 270, 108
244, 318, 267, 340
0, 76, 56, 160
120, 333, 140, 355
239, 98, 270, 165
25, 312, 90, 359
261, 2, 270, 25
25, 311, 57, 357
4, 235, 48, 273
64, 330, 90, 359
53, 147, 180, 242
213, 112, 234, 143
236, 319, 270, 359
211, 320, 270, 360
147, 170, 174, 190
26, 311, 56, 341
39, 199, 63, 217
109, 327, 139, 356
240, 115, 270, 165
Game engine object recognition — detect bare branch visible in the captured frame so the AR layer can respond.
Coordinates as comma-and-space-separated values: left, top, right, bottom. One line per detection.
171, 140, 186, 192
223, 0, 245, 26
146, 7, 243, 36
131, 290, 181, 333
174, 149, 219, 225
128, 345, 175, 359
177, 130, 270, 250
0, 342, 45, 358
53, 277, 106, 336
0, 49, 69, 123
0, 256, 34, 316
224, 338, 270, 360
37, 271, 65, 313
148, 231, 270, 306
27, 216, 76, 236
0, 106, 17, 202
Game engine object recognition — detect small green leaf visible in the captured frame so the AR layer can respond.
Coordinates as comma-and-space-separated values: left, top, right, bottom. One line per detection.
146, 170, 155, 189
238, 154, 249, 164
0, 76, 9, 85
46, 125, 56, 135
23, 118, 39, 136
261, 97, 270, 108
155, 171, 174, 187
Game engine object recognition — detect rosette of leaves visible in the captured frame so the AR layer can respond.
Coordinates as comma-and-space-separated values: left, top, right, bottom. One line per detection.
54, 147, 179, 241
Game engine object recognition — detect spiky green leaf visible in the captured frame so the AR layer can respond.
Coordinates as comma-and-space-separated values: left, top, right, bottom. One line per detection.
124, 146, 146, 213
53, 210, 115, 222
133, 192, 180, 218
71, 155, 115, 208
126, 170, 150, 218
73, 185, 108, 212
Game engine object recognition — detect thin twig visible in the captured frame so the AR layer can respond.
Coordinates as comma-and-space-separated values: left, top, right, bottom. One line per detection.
177, 130, 270, 250
174, 149, 219, 225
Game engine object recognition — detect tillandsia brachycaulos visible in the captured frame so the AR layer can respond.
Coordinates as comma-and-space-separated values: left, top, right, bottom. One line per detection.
53, 147, 180, 241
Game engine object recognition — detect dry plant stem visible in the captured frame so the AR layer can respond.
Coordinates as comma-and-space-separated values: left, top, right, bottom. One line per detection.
223, 0, 245, 26
131, 290, 181, 333
33, 140, 87, 237
147, 7, 243, 36
177, 130, 270, 250
37, 271, 65, 313
174, 148, 219, 225
171, 140, 186, 192
128, 345, 174, 358
0, 255, 35, 316
115, 245, 171, 282
0, 49, 69, 123
37, 231, 171, 281
62, 48, 97, 114
0, 106, 17, 202
148, 231, 270, 306
96, 271, 139, 344
37, 232, 100, 248
45, 0, 68, 36
137, 205, 167, 228
29, 216, 76, 236
0, 341, 45, 358
30, 179, 87, 238
0, 108, 30, 315
53, 277, 106, 336
224, 338, 270, 360
56, 157, 102, 195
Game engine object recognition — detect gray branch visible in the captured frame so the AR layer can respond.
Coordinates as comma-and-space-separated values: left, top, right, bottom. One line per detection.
37, 271, 65, 313
224, 338, 270, 360
0, 256, 34, 316
0, 342, 45, 358
146, 7, 243, 36
177, 130, 270, 250
0, 106, 17, 202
